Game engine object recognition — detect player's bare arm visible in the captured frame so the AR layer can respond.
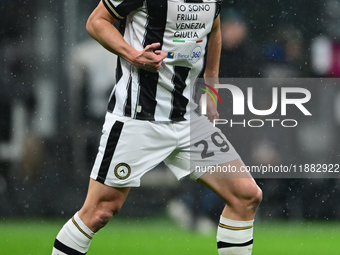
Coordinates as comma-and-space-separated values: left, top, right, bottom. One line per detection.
204, 15, 222, 122
86, 1, 166, 72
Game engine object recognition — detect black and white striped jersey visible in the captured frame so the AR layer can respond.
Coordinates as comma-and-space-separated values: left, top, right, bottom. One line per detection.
102, 0, 221, 121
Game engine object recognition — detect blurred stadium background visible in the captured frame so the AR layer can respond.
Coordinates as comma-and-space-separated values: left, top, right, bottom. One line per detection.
1, 0, 340, 254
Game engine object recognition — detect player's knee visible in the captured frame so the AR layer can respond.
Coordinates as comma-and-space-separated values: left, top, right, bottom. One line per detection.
243, 183, 262, 205
94, 210, 111, 227
94, 204, 122, 227
233, 183, 262, 212
251, 185, 262, 208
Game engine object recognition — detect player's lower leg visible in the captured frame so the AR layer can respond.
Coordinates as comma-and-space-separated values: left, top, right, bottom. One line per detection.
51, 179, 130, 255
197, 160, 262, 255
218, 179, 261, 254
217, 188, 261, 255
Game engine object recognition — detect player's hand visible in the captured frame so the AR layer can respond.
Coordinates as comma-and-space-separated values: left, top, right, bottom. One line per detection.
206, 95, 219, 123
136, 43, 167, 73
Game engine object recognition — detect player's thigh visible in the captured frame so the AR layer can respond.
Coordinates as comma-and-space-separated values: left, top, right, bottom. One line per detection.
85, 179, 130, 209
197, 159, 261, 203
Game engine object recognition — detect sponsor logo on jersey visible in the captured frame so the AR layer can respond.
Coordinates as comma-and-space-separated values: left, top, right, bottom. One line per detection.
190, 46, 202, 63
167, 46, 202, 63
167, 52, 174, 59
114, 163, 131, 180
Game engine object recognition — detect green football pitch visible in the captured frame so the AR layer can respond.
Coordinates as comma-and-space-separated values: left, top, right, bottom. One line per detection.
1, 217, 339, 254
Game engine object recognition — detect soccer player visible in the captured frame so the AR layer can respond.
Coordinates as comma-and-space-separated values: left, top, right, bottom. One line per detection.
51, 0, 262, 254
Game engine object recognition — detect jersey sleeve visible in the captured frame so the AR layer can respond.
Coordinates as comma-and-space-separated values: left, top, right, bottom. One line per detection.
102, 0, 144, 20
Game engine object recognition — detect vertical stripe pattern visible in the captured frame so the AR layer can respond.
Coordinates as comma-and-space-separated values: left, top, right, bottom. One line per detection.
170, 66, 191, 120
124, 76, 132, 116
108, 18, 126, 113
96, 121, 124, 183
136, 0, 168, 120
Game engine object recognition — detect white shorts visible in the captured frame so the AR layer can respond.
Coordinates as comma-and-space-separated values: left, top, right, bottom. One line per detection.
90, 113, 240, 187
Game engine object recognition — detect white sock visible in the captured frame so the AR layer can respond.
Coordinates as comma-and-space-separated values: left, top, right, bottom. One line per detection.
217, 216, 254, 255
52, 212, 95, 255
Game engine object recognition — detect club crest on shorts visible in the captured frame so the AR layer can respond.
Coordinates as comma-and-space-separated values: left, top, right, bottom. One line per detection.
114, 163, 131, 180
